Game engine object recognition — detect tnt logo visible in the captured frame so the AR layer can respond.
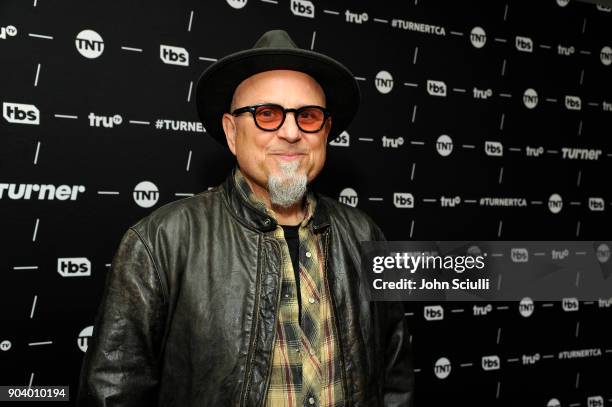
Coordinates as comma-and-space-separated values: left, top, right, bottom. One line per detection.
587, 396, 604, 407
596, 243, 610, 264
88, 113, 122, 128
562, 297, 579, 312
597, 5, 612, 12
470, 26, 486, 48
547, 398, 561, 407
436, 135, 453, 157
485, 141, 503, 157
375, 71, 393, 94
589, 197, 605, 212
515, 36, 533, 53
339, 187, 358, 207
519, 297, 534, 317
57, 258, 91, 277
75, 29, 104, 59
226, 0, 247, 9
556, 0, 569, 6
601, 46, 612, 66
3, 102, 39, 125
427, 80, 447, 97
78, 326, 93, 353
434, 357, 451, 379
511, 248, 529, 263
291, 0, 315, 18
523, 88, 538, 109
565, 95, 582, 110
0, 25, 17, 40
424, 305, 444, 321
329, 130, 349, 147
0, 340, 11, 351
481, 355, 500, 371
393, 193, 414, 209
160, 45, 189, 66
548, 193, 563, 214
133, 181, 159, 208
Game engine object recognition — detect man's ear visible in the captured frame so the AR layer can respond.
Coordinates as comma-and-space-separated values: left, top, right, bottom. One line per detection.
222, 113, 237, 156
324, 116, 333, 143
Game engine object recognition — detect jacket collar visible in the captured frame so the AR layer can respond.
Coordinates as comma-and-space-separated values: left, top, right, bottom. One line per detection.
222, 166, 330, 233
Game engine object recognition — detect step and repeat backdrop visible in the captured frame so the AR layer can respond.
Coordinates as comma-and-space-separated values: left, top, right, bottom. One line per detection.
1, 0, 612, 405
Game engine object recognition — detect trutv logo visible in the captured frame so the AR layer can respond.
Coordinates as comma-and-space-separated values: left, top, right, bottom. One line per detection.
3, 102, 39, 125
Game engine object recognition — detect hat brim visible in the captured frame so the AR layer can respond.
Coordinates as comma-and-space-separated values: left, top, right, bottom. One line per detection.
195, 48, 360, 148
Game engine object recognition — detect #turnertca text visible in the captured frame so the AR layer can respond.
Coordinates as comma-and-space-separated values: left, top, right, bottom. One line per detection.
372, 252, 486, 273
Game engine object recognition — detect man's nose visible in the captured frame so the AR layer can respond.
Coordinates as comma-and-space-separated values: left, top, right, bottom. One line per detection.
276, 112, 302, 142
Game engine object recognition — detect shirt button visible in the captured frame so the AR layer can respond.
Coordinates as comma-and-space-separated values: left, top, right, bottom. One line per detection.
308, 297, 316, 304
308, 397, 315, 405
284, 293, 290, 298
305, 251, 312, 258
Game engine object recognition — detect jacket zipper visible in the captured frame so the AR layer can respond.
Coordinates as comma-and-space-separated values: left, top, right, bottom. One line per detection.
321, 228, 350, 405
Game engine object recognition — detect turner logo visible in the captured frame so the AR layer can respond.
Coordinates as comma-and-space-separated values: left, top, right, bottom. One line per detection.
0, 183, 85, 200
481, 355, 500, 371
523, 88, 538, 109
470, 26, 486, 48
160, 45, 189, 66
436, 135, 453, 156
434, 357, 451, 379
562, 297, 579, 312
587, 396, 604, 407
484, 141, 503, 157
515, 36, 533, 53
291, 0, 314, 18
519, 297, 534, 317
0, 25, 17, 40
57, 258, 91, 277
548, 193, 563, 214
596, 243, 610, 263
393, 193, 414, 208
339, 188, 358, 207
561, 147, 602, 160
329, 130, 349, 147
601, 46, 612, 66
75, 29, 104, 59
589, 197, 605, 211
427, 80, 447, 97
226, 0, 247, 9
78, 326, 93, 353
89, 113, 122, 128
375, 71, 393, 94
382, 135, 403, 148
133, 181, 159, 208
3, 102, 39, 125
424, 305, 444, 321
564, 95, 582, 110
510, 248, 528, 263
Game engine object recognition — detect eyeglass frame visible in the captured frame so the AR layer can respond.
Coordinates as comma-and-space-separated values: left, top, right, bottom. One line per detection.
230, 103, 332, 133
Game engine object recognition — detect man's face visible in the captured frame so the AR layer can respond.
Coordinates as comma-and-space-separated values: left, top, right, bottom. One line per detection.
222, 69, 331, 203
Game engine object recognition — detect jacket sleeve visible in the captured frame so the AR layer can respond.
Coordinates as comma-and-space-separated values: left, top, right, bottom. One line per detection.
370, 222, 415, 407
77, 227, 168, 407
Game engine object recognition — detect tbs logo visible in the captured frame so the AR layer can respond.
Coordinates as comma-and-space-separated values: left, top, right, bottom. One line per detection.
484, 141, 503, 157
510, 248, 528, 263
58, 258, 91, 277
481, 355, 500, 371
562, 297, 579, 312
587, 396, 604, 407
160, 45, 189, 66
565, 95, 582, 111
393, 193, 414, 209
589, 197, 605, 212
290, 0, 314, 18
424, 305, 444, 321
427, 80, 447, 97
329, 130, 350, 147
3, 102, 40, 125
515, 36, 533, 53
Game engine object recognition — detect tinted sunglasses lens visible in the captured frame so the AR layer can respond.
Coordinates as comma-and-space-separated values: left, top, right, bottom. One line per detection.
255, 105, 284, 130
297, 107, 325, 132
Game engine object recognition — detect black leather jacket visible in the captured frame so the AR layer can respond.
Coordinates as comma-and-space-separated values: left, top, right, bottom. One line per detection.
77, 168, 414, 407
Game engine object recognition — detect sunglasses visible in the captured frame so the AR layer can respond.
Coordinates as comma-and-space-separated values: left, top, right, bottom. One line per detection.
230, 103, 331, 133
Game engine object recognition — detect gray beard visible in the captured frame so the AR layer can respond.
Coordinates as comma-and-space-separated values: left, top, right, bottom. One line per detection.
268, 160, 308, 208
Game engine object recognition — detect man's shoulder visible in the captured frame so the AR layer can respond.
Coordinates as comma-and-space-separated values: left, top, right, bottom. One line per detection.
316, 192, 386, 241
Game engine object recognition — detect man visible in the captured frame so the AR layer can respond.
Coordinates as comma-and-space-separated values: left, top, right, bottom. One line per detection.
77, 30, 413, 407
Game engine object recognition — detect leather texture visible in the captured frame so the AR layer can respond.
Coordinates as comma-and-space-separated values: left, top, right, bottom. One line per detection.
77, 168, 414, 407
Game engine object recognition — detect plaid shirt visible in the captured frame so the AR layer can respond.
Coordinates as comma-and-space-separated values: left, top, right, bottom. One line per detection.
234, 167, 345, 407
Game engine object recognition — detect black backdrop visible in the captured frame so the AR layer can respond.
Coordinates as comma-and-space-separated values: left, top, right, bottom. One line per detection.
1, 0, 611, 406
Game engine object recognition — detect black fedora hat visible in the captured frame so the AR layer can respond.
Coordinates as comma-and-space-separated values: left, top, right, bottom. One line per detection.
195, 29, 360, 147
